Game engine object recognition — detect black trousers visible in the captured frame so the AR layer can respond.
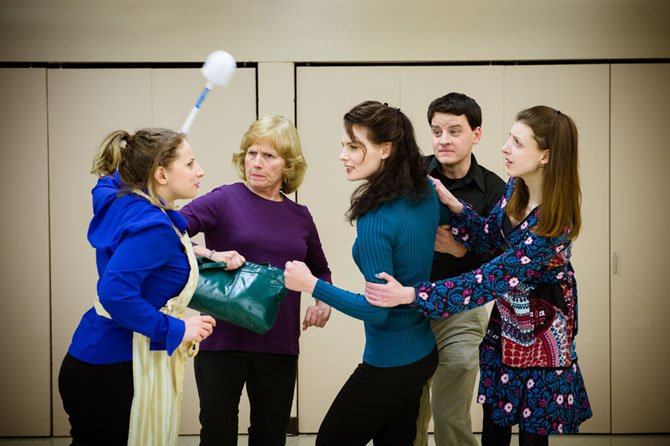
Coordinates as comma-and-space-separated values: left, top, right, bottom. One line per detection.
194, 350, 298, 446
58, 353, 133, 446
316, 347, 438, 446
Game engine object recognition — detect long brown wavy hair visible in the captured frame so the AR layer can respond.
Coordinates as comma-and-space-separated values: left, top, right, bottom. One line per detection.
344, 100, 430, 222
506, 106, 581, 239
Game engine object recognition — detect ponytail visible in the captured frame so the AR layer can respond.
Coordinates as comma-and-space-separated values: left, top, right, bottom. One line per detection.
91, 130, 129, 177
89, 128, 184, 210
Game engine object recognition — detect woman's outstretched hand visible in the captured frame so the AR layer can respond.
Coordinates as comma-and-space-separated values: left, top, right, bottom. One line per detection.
365, 272, 417, 308
284, 260, 318, 294
429, 175, 464, 214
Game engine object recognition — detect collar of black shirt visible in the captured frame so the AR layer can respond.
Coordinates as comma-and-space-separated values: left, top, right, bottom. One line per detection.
426, 153, 486, 193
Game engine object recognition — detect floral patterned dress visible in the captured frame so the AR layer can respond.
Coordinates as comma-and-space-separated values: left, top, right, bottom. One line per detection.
412, 178, 592, 434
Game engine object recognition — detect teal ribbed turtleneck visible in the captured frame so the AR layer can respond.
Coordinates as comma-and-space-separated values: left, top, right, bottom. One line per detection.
313, 188, 449, 367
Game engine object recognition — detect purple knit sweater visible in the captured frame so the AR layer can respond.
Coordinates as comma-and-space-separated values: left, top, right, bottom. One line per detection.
179, 182, 332, 355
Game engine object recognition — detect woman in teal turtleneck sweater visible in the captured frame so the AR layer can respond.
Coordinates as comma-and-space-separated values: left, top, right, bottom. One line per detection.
285, 101, 449, 446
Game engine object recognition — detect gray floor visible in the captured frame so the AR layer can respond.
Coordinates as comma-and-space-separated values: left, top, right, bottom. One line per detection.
0, 435, 669, 446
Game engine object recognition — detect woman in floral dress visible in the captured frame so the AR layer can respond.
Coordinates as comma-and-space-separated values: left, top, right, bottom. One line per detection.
365, 105, 592, 446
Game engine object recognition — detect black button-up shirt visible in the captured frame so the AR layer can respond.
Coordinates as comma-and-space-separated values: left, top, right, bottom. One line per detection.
427, 154, 506, 281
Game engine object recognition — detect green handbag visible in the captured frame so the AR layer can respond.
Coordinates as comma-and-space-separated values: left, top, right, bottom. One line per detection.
189, 258, 288, 334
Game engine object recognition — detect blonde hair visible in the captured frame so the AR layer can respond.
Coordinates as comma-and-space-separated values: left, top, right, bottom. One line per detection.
91, 128, 184, 210
232, 116, 307, 194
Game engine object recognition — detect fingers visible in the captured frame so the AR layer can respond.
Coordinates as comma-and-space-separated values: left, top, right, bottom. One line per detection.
284, 260, 305, 269
193, 316, 216, 341
283, 261, 317, 293
302, 305, 330, 330
302, 308, 315, 331
223, 252, 246, 270
365, 281, 385, 294
364, 282, 384, 304
302, 307, 317, 331
200, 315, 216, 325
198, 317, 214, 338
436, 225, 452, 235
365, 289, 384, 307
373, 271, 393, 283
313, 308, 329, 328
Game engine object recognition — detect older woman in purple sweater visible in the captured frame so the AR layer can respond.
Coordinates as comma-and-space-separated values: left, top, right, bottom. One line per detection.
179, 116, 332, 446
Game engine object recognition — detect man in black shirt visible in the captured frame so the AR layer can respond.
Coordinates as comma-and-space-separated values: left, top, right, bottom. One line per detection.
414, 93, 505, 446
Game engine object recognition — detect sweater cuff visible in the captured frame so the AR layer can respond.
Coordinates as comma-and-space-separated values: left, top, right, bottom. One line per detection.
312, 279, 333, 305
165, 316, 186, 356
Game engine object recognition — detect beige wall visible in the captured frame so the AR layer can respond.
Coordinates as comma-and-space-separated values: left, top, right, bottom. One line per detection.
0, 0, 669, 439
0, 69, 51, 436
5, 62, 664, 437
295, 64, 612, 434
610, 64, 670, 433
0, 0, 669, 63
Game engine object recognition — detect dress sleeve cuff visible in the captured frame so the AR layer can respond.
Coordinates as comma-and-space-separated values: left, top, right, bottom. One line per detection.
165, 316, 186, 356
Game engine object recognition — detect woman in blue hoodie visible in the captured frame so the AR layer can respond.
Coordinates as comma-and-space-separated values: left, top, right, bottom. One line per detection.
58, 128, 216, 445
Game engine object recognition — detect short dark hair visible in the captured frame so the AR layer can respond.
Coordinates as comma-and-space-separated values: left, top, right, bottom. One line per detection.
427, 92, 482, 130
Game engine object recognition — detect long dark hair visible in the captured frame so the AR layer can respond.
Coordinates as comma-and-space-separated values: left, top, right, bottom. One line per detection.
344, 101, 430, 222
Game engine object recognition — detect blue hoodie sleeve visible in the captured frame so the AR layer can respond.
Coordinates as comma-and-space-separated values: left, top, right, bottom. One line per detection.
97, 223, 186, 355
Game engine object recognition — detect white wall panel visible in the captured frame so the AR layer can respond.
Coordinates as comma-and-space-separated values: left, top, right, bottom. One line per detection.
151, 67, 257, 434
503, 64, 611, 433
399, 65, 505, 432
1, 1, 668, 62
611, 63, 670, 433
296, 63, 611, 436
296, 66, 402, 432
48, 69, 154, 436
399, 66, 506, 185
48, 66, 257, 436
0, 69, 51, 436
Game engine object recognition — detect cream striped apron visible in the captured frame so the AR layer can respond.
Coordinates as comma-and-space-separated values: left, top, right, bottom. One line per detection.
94, 219, 199, 446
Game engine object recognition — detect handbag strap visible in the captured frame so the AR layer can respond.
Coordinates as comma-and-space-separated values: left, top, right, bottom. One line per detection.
198, 260, 274, 271
198, 261, 229, 271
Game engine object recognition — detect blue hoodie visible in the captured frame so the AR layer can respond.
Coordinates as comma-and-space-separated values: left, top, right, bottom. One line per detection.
67, 172, 190, 364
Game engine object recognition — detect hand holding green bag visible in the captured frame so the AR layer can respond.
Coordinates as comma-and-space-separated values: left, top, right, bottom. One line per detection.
188, 257, 288, 334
